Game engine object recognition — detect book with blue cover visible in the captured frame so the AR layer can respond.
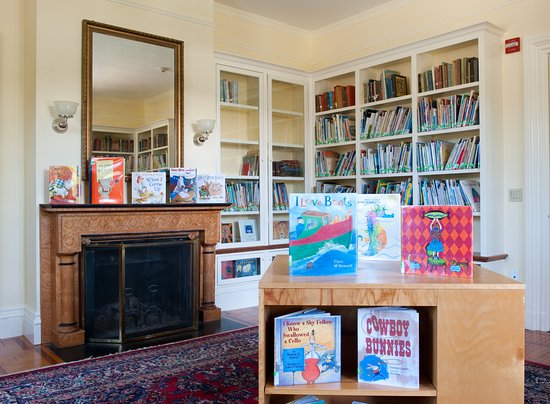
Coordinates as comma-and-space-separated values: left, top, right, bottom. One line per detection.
288, 193, 357, 276
274, 309, 341, 386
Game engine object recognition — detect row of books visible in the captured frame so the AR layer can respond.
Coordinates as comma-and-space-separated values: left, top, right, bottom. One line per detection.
360, 142, 412, 175
419, 178, 480, 211
288, 193, 474, 277
152, 151, 168, 170
417, 90, 479, 132
220, 78, 240, 104
362, 179, 413, 206
272, 160, 302, 177
418, 56, 479, 93
154, 133, 168, 148
221, 258, 260, 279
138, 137, 152, 152
224, 180, 260, 212
315, 181, 356, 193
48, 159, 226, 205
314, 114, 356, 145
359, 106, 412, 139
273, 182, 289, 211
274, 307, 419, 388
92, 136, 134, 153
241, 152, 259, 176
315, 85, 355, 112
364, 70, 408, 103
315, 150, 356, 177
416, 137, 479, 172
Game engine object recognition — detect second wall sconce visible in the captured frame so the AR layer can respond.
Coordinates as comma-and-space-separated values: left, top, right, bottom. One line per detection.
52, 101, 79, 133
194, 119, 216, 146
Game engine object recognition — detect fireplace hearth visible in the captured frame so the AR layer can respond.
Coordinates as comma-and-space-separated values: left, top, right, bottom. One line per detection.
82, 233, 199, 343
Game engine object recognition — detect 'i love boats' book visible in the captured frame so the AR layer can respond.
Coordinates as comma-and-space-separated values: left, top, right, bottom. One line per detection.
357, 307, 419, 388
401, 205, 473, 277
288, 193, 357, 276
274, 309, 341, 386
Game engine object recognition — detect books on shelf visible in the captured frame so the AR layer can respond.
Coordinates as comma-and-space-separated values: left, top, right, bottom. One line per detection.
289, 193, 357, 276
286, 396, 324, 404
168, 168, 197, 203
220, 78, 239, 103
90, 157, 125, 204
315, 114, 356, 145
241, 152, 259, 176
225, 180, 260, 212
131, 172, 166, 204
273, 182, 289, 211
401, 205, 473, 277
196, 174, 225, 203
235, 258, 259, 277
238, 219, 258, 242
357, 194, 401, 261
48, 165, 80, 204
359, 106, 412, 139
272, 160, 302, 177
221, 222, 234, 243
459, 179, 481, 212
274, 309, 341, 386
360, 142, 412, 175
221, 260, 235, 279
417, 90, 479, 132
418, 56, 479, 93
315, 85, 355, 112
357, 307, 419, 388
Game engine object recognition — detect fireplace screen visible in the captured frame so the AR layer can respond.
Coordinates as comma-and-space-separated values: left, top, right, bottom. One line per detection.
81, 233, 199, 343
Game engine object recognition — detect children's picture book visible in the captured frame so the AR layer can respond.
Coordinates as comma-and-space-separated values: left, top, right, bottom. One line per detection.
274, 309, 341, 386
288, 193, 357, 276
235, 258, 258, 277
220, 222, 233, 243
459, 179, 481, 212
357, 307, 419, 388
221, 260, 235, 280
356, 194, 401, 261
288, 396, 325, 404
401, 205, 473, 277
90, 157, 125, 204
273, 220, 289, 240
169, 168, 197, 203
48, 165, 80, 204
238, 219, 258, 242
131, 172, 166, 204
197, 174, 226, 203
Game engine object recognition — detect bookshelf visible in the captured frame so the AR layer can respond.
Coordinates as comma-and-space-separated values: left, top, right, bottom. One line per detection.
258, 255, 524, 403
311, 22, 504, 256
90, 119, 174, 174
216, 57, 309, 309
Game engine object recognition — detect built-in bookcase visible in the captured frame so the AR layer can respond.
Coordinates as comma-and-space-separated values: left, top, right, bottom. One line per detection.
311, 22, 504, 256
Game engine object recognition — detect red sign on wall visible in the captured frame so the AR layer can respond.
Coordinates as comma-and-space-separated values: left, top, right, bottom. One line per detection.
505, 37, 521, 54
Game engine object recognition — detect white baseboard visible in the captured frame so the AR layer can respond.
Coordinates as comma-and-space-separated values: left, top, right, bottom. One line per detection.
0, 306, 41, 344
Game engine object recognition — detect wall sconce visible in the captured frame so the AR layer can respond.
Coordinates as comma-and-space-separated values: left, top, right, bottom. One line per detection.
52, 101, 79, 133
194, 119, 216, 146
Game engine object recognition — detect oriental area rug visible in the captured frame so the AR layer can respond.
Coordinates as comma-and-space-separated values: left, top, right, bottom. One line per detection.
0, 327, 548, 403
0, 327, 258, 403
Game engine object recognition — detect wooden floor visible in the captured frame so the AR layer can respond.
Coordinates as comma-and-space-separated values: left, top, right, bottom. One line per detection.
0, 306, 548, 376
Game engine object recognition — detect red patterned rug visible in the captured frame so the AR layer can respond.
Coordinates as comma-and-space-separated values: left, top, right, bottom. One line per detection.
0, 327, 258, 403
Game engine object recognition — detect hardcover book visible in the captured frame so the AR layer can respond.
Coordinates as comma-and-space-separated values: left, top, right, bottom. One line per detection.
357, 194, 401, 261
220, 222, 233, 244
221, 260, 235, 280
48, 165, 80, 204
131, 172, 166, 204
401, 205, 473, 277
274, 309, 341, 386
90, 157, 125, 204
357, 307, 419, 388
235, 258, 259, 277
238, 219, 258, 242
196, 174, 226, 203
273, 220, 289, 240
288, 193, 357, 276
169, 168, 197, 203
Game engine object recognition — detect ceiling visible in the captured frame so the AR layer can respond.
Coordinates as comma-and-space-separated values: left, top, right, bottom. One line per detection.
214, 0, 395, 31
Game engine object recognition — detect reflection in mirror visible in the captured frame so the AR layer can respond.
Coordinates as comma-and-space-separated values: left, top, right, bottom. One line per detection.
82, 20, 184, 180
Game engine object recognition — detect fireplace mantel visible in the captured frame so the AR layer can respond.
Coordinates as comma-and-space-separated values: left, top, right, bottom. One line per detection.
39, 204, 228, 347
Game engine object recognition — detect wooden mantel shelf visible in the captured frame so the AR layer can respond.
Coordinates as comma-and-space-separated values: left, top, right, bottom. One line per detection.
39, 203, 229, 347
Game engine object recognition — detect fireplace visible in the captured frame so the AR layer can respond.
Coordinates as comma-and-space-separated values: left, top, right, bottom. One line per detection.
82, 233, 199, 343
39, 204, 227, 347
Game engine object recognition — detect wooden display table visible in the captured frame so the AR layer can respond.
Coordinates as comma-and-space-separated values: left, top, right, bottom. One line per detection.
258, 255, 524, 404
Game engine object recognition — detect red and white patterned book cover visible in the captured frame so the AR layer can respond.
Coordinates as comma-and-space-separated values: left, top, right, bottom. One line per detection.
401, 205, 473, 277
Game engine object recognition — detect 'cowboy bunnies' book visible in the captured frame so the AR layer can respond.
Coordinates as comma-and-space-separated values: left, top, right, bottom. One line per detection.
288, 193, 357, 276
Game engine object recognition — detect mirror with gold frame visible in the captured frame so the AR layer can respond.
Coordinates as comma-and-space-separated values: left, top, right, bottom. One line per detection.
81, 20, 184, 180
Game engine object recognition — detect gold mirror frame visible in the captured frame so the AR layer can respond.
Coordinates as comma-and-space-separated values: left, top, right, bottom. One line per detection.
81, 20, 184, 180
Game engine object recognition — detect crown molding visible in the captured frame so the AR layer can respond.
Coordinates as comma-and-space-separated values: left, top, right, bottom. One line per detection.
108, 0, 215, 28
